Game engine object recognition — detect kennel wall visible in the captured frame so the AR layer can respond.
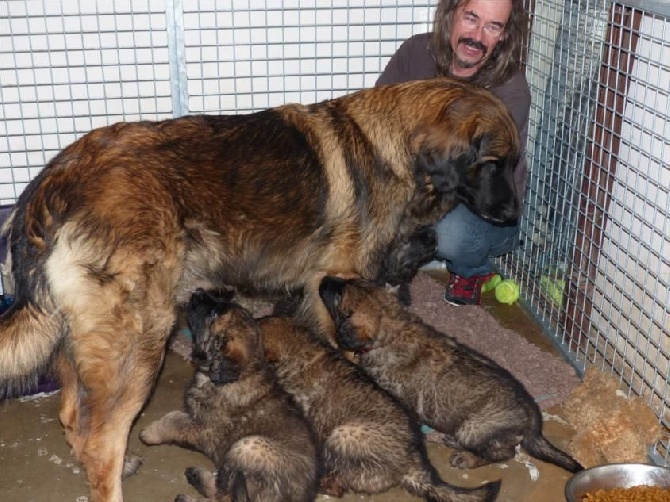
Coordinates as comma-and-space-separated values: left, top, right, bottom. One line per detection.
1, 0, 668, 464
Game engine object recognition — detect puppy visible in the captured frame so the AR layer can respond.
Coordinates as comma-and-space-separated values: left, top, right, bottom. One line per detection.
319, 276, 584, 474
256, 313, 500, 501
140, 289, 319, 502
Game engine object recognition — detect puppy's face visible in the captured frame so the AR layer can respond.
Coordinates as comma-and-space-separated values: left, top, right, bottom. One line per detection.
187, 289, 260, 385
319, 276, 393, 352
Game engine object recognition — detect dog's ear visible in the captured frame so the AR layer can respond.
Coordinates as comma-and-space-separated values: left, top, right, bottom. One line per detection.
208, 361, 240, 386
318, 276, 346, 316
412, 126, 477, 194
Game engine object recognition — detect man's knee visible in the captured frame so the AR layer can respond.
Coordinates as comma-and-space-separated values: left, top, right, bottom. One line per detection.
433, 209, 486, 261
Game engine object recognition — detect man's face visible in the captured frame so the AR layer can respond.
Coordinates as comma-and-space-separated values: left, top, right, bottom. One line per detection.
449, 0, 512, 77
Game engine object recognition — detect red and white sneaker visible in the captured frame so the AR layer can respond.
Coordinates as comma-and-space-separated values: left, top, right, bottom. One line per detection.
444, 272, 498, 306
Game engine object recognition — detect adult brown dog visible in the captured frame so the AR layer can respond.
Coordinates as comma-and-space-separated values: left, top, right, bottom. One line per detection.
319, 276, 584, 475
257, 312, 500, 501
0, 77, 520, 502
140, 289, 319, 502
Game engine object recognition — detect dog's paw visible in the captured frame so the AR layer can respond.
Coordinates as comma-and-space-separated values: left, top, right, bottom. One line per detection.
449, 450, 488, 469
140, 410, 186, 445
174, 495, 198, 502
122, 453, 143, 478
319, 472, 346, 498
185, 467, 218, 498
139, 421, 164, 445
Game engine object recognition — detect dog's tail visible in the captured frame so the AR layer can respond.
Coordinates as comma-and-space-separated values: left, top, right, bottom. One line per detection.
522, 430, 583, 473
0, 297, 64, 397
402, 469, 501, 502
521, 402, 583, 473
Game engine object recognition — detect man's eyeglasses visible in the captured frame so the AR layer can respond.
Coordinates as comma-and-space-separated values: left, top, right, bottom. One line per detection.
459, 12, 506, 38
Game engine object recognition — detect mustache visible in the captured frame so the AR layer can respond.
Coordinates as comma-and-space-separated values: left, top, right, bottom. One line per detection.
458, 37, 487, 53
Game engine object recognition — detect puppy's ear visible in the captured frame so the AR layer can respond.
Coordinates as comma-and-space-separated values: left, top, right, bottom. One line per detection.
216, 287, 236, 303
208, 362, 240, 386
187, 289, 215, 339
318, 276, 346, 316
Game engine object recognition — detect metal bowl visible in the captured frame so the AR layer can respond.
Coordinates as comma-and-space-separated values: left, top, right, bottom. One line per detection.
565, 463, 670, 501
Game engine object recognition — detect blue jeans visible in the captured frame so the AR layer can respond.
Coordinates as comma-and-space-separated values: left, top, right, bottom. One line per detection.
433, 204, 520, 278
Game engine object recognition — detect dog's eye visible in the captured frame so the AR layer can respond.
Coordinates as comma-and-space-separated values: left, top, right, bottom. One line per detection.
212, 336, 228, 351
484, 159, 504, 173
338, 310, 352, 321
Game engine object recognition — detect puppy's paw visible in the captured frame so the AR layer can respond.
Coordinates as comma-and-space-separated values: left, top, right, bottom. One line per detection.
185, 467, 217, 498
140, 410, 186, 445
174, 495, 198, 502
139, 421, 163, 445
319, 472, 346, 498
449, 450, 489, 469
122, 453, 143, 479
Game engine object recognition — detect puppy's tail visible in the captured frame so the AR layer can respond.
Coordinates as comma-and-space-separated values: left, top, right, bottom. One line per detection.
402, 470, 501, 502
231, 470, 250, 502
522, 432, 583, 473
520, 402, 583, 473
0, 297, 64, 397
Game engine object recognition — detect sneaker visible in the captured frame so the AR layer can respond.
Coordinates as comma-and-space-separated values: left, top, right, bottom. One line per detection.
444, 272, 497, 306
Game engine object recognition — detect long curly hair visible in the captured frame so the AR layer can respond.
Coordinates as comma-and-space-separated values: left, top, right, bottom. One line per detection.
429, 0, 529, 88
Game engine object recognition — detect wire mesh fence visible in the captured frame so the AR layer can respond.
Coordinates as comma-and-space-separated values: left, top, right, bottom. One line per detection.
1, 0, 668, 464
501, 0, 670, 465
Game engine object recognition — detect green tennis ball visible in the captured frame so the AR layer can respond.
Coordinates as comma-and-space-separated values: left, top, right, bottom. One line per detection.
540, 275, 565, 305
495, 279, 520, 305
481, 274, 502, 293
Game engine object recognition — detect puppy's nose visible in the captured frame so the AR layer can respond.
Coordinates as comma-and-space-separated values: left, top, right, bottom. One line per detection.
191, 349, 208, 366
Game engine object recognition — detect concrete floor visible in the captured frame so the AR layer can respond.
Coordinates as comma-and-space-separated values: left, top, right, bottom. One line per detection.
0, 277, 578, 502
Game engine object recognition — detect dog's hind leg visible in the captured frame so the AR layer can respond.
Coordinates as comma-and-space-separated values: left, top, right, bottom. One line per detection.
76, 321, 171, 502
57, 343, 142, 480
55, 283, 176, 501
55, 351, 82, 451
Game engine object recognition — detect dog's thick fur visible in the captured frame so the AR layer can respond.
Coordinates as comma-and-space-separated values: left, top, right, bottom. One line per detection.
0, 77, 520, 501
319, 276, 584, 474
140, 289, 319, 502
257, 313, 500, 502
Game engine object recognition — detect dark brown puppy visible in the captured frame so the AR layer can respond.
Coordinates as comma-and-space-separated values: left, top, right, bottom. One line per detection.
0, 77, 520, 501
319, 276, 584, 474
140, 289, 319, 502
257, 313, 500, 502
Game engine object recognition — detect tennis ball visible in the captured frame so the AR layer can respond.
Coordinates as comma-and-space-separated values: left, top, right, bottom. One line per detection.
481, 274, 502, 293
540, 275, 565, 305
495, 279, 520, 305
